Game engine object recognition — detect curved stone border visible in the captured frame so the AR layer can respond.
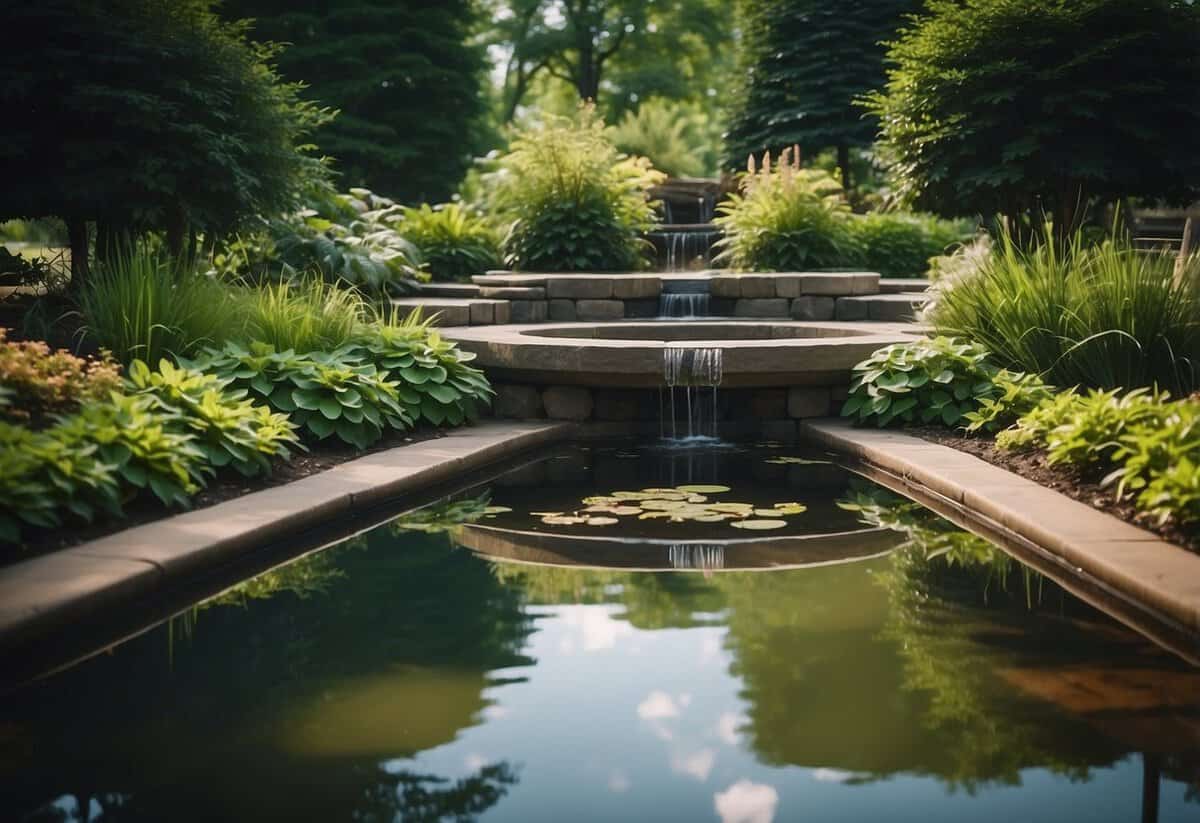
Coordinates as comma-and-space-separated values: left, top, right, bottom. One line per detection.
0, 421, 571, 655
801, 419, 1200, 663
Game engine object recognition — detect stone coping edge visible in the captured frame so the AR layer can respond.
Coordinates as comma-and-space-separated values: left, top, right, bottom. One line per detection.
801, 418, 1200, 661
0, 421, 572, 653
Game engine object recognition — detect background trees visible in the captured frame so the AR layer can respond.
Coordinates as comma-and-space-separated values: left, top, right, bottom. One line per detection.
724, 0, 916, 188
222, 0, 489, 203
864, 0, 1200, 236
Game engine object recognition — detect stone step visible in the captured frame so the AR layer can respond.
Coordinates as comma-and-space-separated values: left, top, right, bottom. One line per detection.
390, 297, 511, 327
834, 293, 927, 322
878, 277, 930, 294
420, 283, 481, 298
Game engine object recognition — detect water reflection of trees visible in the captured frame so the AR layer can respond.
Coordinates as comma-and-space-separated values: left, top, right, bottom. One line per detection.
2, 530, 534, 822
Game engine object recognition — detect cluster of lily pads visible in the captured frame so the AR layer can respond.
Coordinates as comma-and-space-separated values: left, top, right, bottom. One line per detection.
528, 484, 808, 531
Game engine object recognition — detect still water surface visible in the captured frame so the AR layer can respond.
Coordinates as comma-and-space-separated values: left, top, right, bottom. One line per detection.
2, 443, 1198, 821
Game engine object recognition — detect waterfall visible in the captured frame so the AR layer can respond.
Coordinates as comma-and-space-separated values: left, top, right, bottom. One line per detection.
661, 346, 723, 441
655, 228, 720, 272
658, 291, 710, 319
668, 544, 725, 570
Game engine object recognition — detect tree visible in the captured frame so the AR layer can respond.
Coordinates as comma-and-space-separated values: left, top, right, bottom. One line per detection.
223, 0, 489, 203
0, 0, 327, 282
863, 0, 1200, 239
488, 0, 729, 122
723, 0, 917, 188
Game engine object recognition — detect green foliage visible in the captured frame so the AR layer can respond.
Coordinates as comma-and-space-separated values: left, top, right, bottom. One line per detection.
225, 0, 488, 203
126, 359, 301, 478
236, 278, 365, 354
1, 1, 328, 246
392, 491, 493, 534
398, 204, 501, 283
962, 370, 1054, 434
928, 230, 1200, 395
724, 0, 917, 182
0, 329, 122, 425
494, 106, 665, 272
996, 389, 1200, 528
194, 343, 412, 451
607, 98, 721, 179
77, 245, 247, 365
863, 0, 1200, 227
714, 151, 861, 271
851, 212, 975, 278
842, 337, 1049, 428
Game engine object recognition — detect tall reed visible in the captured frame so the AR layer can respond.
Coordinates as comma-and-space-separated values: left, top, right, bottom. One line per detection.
236, 278, 366, 353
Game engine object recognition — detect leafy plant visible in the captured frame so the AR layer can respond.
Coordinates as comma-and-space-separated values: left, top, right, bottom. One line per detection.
850, 212, 974, 278
236, 278, 365, 354
126, 359, 301, 477
77, 245, 246, 364
713, 148, 862, 272
842, 337, 1047, 428
928, 230, 1200, 394
493, 105, 665, 272
0, 328, 121, 425
398, 203, 501, 282
608, 97, 719, 179
194, 343, 412, 450
962, 370, 1055, 434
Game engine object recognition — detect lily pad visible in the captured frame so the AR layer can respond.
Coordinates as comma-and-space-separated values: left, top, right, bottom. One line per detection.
675, 484, 731, 494
694, 514, 732, 523
772, 503, 808, 515
541, 515, 587, 526
583, 496, 621, 506
641, 499, 690, 510
610, 506, 643, 516
483, 506, 512, 515
531, 511, 563, 517
730, 519, 788, 531
586, 517, 619, 526
638, 512, 672, 520
708, 502, 754, 514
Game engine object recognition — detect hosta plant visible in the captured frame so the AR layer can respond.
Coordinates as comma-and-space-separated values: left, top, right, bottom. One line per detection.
842, 337, 1047, 428
126, 359, 301, 477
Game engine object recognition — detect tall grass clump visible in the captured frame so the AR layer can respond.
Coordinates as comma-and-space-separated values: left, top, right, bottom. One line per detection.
714, 148, 862, 272
398, 203, 501, 282
237, 278, 365, 354
78, 245, 245, 364
493, 104, 665, 272
928, 229, 1200, 394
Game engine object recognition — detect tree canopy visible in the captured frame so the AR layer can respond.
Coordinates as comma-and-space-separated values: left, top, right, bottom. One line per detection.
863, 0, 1200, 233
723, 0, 916, 186
223, 0, 489, 203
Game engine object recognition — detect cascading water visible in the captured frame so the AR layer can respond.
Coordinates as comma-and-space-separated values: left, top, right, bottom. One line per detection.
657, 228, 720, 272
661, 346, 723, 441
667, 544, 725, 570
658, 290, 710, 319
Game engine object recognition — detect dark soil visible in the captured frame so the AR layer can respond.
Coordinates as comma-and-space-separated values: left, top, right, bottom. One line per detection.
3, 427, 447, 566
909, 426, 1199, 552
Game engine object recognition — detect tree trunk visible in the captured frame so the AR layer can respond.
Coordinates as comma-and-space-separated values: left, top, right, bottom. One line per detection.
837, 143, 851, 191
67, 218, 89, 290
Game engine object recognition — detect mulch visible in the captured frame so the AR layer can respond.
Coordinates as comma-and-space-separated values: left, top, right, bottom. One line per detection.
908, 426, 1199, 552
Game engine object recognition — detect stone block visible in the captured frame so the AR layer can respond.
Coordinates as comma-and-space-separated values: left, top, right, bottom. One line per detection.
868, 294, 924, 321
830, 384, 850, 410
662, 278, 708, 294
834, 297, 869, 321
469, 302, 494, 325
421, 304, 470, 326
542, 386, 594, 421
760, 419, 798, 443
480, 286, 546, 300
735, 298, 789, 318
739, 275, 776, 298
546, 277, 613, 299
623, 298, 660, 319
709, 276, 741, 298
775, 277, 804, 298
612, 277, 661, 299
851, 272, 882, 295
576, 299, 624, 321
789, 296, 836, 321
493, 384, 544, 419
799, 274, 858, 296
750, 389, 788, 419
548, 299, 577, 321
787, 387, 832, 418
509, 299, 548, 323
710, 297, 737, 317
493, 301, 511, 325
594, 389, 642, 421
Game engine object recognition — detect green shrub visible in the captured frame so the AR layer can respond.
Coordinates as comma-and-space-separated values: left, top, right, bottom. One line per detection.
928, 230, 1200, 394
608, 98, 720, 180
398, 203, 501, 282
194, 344, 412, 450
0, 328, 122, 425
714, 149, 862, 272
236, 278, 365, 354
78, 245, 246, 364
842, 336, 1049, 428
126, 359, 301, 477
851, 212, 975, 278
494, 105, 664, 272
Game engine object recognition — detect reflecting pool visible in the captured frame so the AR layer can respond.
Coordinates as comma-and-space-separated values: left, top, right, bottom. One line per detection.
2, 443, 1198, 822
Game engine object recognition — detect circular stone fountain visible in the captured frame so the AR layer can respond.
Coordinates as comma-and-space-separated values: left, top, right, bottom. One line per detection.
443, 320, 916, 388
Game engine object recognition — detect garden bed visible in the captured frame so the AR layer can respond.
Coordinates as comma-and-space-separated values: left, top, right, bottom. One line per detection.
913, 427, 1199, 553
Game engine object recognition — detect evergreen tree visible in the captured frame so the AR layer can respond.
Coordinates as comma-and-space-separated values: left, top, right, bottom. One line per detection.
723, 0, 915, 187
225, 0, 489, 202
